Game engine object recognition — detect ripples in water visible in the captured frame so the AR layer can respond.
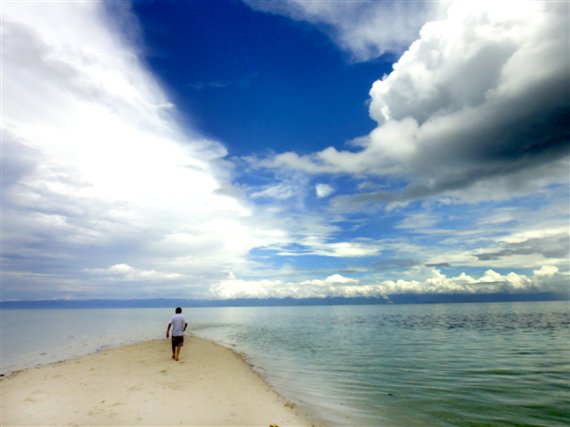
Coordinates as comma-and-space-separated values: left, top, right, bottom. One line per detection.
193, 302, 570, 427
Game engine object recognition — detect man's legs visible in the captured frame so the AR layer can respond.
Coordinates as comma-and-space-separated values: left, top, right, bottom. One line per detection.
175, 344, 182, 361
171, 336, 184, 361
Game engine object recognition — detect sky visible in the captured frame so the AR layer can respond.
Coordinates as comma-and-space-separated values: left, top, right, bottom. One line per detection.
1, 0, 569, 301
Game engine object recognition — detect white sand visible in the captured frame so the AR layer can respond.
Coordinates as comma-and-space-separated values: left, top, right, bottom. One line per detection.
1, 337, 315, 426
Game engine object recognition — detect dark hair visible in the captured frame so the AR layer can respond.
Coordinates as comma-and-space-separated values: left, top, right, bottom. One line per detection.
175, 307, 182, 314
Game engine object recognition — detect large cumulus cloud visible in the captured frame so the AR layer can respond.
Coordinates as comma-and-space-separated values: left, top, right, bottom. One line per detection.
259, 1, 569, 206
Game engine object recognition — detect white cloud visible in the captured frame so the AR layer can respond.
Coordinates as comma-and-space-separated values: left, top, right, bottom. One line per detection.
423, 227, 569, 271
254, 1, 569, 205
251, 183, 296, 200
315, 183, 334, 198
278, 238, 382, 258
534, 265, 559, 278
89, 264, 184, 281
209, 266, 569, 299
301, 274, 359, 286
0, 2, 284, 299
245, 0, 442, 61
396, 212, 439, 230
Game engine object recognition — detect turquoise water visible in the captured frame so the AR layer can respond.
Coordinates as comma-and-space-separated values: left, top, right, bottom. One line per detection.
2, 301, 569, 426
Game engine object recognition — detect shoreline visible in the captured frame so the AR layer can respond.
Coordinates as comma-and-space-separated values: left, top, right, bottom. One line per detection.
1, 336, 319, 426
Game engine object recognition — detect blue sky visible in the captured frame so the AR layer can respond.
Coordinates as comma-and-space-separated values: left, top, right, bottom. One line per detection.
132, 0, 385, 156
2, 0, 569, 300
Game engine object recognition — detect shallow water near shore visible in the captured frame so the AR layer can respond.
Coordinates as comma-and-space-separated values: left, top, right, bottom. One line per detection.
2, 301, 569, 426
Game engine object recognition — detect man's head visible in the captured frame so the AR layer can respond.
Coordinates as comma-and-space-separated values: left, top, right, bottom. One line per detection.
175, 307, 182, 314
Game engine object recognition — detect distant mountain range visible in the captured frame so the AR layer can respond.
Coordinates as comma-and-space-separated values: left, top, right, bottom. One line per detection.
1, 293, 567, 309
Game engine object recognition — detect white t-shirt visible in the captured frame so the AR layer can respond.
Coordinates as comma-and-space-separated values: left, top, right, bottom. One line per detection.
170, 313, 186, 337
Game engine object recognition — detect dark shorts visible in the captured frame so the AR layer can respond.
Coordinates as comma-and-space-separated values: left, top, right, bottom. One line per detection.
172, 335, 184, 347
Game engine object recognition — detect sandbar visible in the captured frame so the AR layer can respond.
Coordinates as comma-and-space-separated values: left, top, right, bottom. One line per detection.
1, 337, 315, 426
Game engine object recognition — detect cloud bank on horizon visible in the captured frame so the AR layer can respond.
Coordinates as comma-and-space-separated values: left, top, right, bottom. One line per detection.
2, 1, 569, 301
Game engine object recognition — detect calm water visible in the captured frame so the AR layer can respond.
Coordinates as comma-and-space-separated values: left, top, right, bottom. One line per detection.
2, 301, 569, 426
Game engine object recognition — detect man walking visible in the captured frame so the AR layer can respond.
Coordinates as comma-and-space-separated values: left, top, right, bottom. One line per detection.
166, 307, 188, 361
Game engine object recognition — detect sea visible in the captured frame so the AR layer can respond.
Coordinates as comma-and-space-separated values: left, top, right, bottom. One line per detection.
1, 301, 569, 426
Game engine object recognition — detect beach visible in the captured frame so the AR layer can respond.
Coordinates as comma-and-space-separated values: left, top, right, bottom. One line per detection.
0, 336, 314, 426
